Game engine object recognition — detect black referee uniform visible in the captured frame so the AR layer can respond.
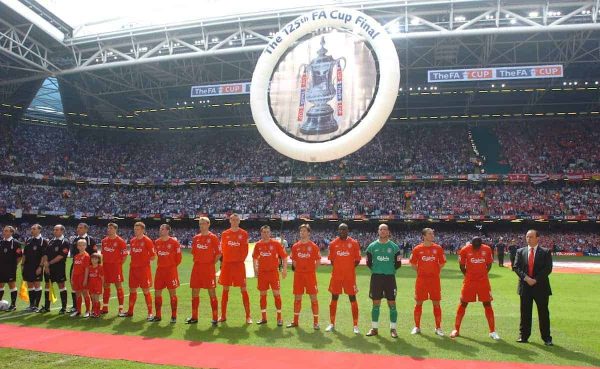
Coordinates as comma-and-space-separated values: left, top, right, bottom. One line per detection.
68, 234, 97, 311
43, 236, 70, 313
0, 237, 23, 309
22, 236, 48, 309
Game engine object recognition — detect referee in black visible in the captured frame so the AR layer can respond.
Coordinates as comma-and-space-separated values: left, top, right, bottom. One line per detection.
0, 226, 23, 311
39, 225, 70, 314
22, 224, 48, 312
67, 223, 97, 313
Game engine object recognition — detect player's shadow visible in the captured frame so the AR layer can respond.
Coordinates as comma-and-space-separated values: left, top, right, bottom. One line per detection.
182, 322, 223, 344
378, 336, 430, 358
294, 327, 334, 348
530, 342, 600, 367
330, 331, 383, 353
253, 324, 294, 343
213, 323, 252, 344
461, 335, 537, 360
140, 321, 175, 338
111, 316, 148, 335
417, 333, 477, 355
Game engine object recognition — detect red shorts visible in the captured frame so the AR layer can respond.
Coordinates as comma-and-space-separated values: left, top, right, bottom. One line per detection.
155, 267, 180, 290
71, 273, 87, 291
415, 276, 441, 301
219, 262, 246, 287
293, 272, 318, 295
129, 265, 152, 289
461, 280, 493, 302
103, 262, 124, 284
88, 278, 103, 295
190, 263, 216, 289
328, 275, 358, 295
257, 270, 280, 291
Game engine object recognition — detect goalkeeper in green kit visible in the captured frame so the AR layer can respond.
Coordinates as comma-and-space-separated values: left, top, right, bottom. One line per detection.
365, 223, 402, 338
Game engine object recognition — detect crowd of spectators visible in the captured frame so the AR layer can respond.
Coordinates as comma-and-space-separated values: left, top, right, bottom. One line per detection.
1, 181, 597, 218
495, 121, 600, 173
2, 222, 598, 254
0, 123, 476, 179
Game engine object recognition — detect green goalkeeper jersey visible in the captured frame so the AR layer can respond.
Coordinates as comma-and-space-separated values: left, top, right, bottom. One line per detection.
366, 240, 400, 275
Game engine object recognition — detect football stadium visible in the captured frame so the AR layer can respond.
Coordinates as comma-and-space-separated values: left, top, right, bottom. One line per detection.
0, 0, 599, 368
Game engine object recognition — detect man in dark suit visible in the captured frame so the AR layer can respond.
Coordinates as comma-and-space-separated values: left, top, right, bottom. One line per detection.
514, 229, 553, 346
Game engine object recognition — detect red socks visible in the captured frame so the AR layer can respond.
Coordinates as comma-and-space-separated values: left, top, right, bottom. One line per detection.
260, 294, 267, 320
351, 300, 359, 326
242, 291, 251, 319
127, 292, 137, 315
293, 300, 301, 325
455, 304, 467, 332
117, 288, 124, 311
210, 296, 218, 321
221, 290, 229, 320
311, 300, 319, 325
484, 305, 496, 332
274, 295, 282, 322
155, 296, 163, 318
170, 295, 178, 319
102, 287, 110, 311
144, 292, 153, 315
329, 300, 338, 324
84, 295, 91, 313
433, 305, 442, 329
414, 304, 423, 328
192, 297, 200, 320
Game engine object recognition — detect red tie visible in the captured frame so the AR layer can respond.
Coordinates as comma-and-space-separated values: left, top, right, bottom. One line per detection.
528, 248, 535, 277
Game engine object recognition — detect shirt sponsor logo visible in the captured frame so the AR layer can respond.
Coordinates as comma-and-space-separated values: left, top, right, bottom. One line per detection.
157, 251, 170, 256
104, 247, 115, 252
131, 247, 143, 253
336, 251, 350, 257
227, 241, 241, 247
196, 244, 208, 250
377, 255, 390, 262
297, 252, 312, 258
421, 256, 437, 262
260, 252, 272, 257
470, 258, 487, 264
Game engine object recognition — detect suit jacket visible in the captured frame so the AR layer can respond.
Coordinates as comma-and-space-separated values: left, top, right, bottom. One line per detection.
514, 246, 553, 296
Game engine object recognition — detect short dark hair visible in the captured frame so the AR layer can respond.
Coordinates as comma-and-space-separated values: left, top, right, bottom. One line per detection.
422, 228, 434, 236
527, 229, 539, 237
338, 223, 349, 230
471, 237, 483, 247
78, 223, 89, 230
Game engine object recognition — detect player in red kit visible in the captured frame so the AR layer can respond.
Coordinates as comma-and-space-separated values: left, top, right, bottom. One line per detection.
100, 223, 128, 315
70, 240, 91, 317
410, 228, 446, 336
218, 214, 252, 324
450, 237, 500, 340
287, 224, 321, 330
88, 253, 104, 318
186, 217, 221, 325
252, 225, 288, 326
325, 223, 361, 334
120, 222, 155, 321
150, 224, 182, 323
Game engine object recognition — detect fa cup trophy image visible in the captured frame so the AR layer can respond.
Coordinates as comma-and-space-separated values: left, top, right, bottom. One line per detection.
299, 36, 346, 135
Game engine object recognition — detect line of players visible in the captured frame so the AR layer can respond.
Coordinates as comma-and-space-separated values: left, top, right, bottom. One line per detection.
0, 214, 500, 339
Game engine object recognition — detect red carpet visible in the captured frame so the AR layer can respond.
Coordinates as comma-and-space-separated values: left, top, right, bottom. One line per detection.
0, 324, 588, 369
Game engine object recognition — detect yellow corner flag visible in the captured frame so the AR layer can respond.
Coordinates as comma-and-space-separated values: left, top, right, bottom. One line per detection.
49, 284, 57, 304
19, 281, 29, 302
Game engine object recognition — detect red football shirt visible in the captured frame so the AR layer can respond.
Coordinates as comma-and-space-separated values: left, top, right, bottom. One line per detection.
252, 239, 287, 272
410, 243, 446, 278
291, 241, 321, 273
154, 237, 182, 268
459, 244, 493, 282
73, 252, 90, 275
328, 237, 361, 278
220, 228, 249, 263
100, 236, 127, 264
129, 235, 155, 268
191, 232, 220, 264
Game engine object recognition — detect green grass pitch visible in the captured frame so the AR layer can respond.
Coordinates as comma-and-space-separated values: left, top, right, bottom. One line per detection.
1, 251, 599, 367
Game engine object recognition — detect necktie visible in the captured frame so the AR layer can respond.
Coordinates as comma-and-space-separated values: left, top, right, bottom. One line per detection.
528, 248, 535, 277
